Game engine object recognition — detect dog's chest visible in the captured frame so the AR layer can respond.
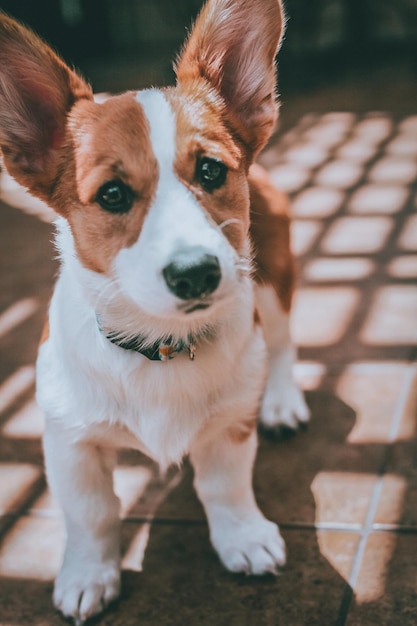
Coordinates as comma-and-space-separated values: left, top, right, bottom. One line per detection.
39, 335, 236, 466
100, 355, 215, 464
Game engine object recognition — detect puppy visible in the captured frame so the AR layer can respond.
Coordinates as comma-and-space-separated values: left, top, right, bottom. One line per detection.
0, 0, 309, 622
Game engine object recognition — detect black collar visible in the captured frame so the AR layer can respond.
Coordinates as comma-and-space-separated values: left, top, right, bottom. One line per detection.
103, 327, 196, 362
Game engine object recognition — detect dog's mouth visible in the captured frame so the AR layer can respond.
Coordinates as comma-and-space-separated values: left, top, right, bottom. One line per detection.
178, 300, 212, 314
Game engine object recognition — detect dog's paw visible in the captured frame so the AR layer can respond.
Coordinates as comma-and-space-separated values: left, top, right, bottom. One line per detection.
212, 518, 286, 575
259, 380, 310, 435
53, 562, 120, 624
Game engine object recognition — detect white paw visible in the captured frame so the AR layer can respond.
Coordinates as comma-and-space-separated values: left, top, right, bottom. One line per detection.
53, 562, 120, 624
260, 379, 310, 432
212, 517, 286, 575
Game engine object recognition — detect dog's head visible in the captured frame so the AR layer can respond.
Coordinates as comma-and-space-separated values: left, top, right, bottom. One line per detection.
0, 0, 283, 338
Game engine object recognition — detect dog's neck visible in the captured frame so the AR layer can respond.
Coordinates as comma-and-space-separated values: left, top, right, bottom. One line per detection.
99, 321, 197, 361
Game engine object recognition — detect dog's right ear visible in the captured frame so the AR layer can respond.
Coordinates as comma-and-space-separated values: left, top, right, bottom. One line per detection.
0, 13, 92, 199
175, 0, 284, 159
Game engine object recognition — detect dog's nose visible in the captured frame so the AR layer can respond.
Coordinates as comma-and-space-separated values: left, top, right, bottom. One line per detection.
162, 247, 221, 300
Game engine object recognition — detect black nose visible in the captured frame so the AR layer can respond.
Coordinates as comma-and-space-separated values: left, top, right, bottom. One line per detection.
162, 247, 221, 300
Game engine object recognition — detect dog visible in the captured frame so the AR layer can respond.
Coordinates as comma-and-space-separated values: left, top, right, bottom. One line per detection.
0, 0, 309, 622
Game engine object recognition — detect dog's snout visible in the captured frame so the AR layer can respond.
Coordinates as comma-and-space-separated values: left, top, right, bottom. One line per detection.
162, 247, 221, 300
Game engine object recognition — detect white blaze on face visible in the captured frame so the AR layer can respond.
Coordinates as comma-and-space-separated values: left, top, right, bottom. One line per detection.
113, 89, 240, 319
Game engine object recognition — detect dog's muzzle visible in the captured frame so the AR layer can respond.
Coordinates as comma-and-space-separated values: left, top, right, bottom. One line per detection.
162, 246, 221, 301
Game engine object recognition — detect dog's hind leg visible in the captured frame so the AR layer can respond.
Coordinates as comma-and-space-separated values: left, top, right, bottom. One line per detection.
43, 423, 121, 623
249, 164, 310, 434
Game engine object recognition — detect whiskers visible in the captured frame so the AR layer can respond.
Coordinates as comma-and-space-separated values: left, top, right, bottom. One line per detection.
93, 277, 122, 312
216, 217, 253, 279
217, 217, 242, 233
236, 257, 252, 277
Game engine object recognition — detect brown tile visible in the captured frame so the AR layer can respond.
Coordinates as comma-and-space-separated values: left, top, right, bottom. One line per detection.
393, 365, 417, 442
386, 134, 417, 158
291, 286, 359, 347
353, 117, 393, 143
348, 184, 409, 214
368, 156, 417, 185
114, 464, 155, 519
0, 463, 42, 515
129, 460, 204, 522
398, 214, 417, 252
0, 366, 35, 416
381, 443, 417, 527
0, 524, 350, 626
0, 577, 60, 626
387, 255, 417, 279
321, 216, 392, 255
0, 516, 63, 580
1, 398, 45, 439
285, 143, 329, 168
291, 220, 322, 256
316, 530, 360, 580
304, 120, 349, 148
0, 169, 55, 222
351, 531, 399, 604
337, 364, 410, 443
116, 525, 351, 626
30, 488, 59, 516
255, 389, 381, 526
0, 201, 56, 376
311, 472, 377, 526
293, 361, 327, 391
291, 186, 344, 218
315, 160, 363, 189
336, 140, 376, 164
360, 285, 417, 346
269, 163, 311, 193
304, 257, 375, 282
399, 116, 417, 134
376, 367, 417, 526
374, 474, 409, 526
346, 532, 417, 626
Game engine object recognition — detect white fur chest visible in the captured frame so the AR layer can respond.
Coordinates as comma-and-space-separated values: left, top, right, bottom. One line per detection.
37, 270, 266, 468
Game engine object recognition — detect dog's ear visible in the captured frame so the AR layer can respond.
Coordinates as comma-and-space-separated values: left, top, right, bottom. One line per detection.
0, 13, 92, 199
175, 0, 284, 157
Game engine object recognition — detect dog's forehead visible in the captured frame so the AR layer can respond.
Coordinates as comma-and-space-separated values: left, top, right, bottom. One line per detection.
135, 87, 242, 171
133, 87, 248, 253
135, 89, 176, 168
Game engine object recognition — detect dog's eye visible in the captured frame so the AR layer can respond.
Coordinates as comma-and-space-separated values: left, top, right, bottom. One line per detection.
196, 157, 227, 192
96, 180, 133, 214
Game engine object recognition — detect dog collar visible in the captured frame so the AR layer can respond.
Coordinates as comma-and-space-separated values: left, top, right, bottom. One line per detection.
99, 321, 196, 362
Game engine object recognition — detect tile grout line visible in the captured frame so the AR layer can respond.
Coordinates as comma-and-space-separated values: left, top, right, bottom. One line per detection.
338, 363, 416, 624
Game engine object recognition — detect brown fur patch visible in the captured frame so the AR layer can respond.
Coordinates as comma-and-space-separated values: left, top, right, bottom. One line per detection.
227, 418, 257, 444
166, 84, 251, 254
249, 164, 295, 312
53, 94, 159, 274
174, 0, 283, 156
0, 14, 92, 198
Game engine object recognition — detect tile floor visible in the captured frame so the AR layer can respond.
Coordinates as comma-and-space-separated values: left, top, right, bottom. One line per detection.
0, 111, 416, 625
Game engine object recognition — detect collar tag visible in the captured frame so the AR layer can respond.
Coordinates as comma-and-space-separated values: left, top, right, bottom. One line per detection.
188, 342, 196, 361
158, 340, 185, 361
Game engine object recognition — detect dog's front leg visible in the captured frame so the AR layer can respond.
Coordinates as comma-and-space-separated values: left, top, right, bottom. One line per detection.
43, 423, 121, 624
190, 422, 286, 575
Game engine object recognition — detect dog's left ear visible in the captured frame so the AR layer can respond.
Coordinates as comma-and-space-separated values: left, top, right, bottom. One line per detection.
0, 13, 92, 200
175, 0, 284, 158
